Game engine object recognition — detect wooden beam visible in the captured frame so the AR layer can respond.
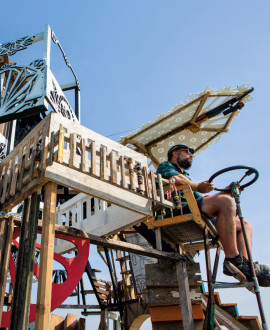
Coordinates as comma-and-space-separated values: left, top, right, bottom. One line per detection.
0, 217, 14, 325
176, 260, 195, 329
44, 162, 155, 216
149, 305, 204, 322
189, 91, 210, 125
148, 214, 193, 229
13, 218, 184, 262
35, 182, 57, 330
57, 124, 64, 163
9, 192, 40, 330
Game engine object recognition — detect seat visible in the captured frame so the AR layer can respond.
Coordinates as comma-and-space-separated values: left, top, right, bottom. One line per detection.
147, 183, 221, 253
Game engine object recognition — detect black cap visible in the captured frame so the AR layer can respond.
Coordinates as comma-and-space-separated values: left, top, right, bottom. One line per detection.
167, 144, 195, 159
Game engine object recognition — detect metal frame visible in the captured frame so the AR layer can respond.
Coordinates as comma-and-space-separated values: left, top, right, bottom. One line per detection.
201, 186, 269, 330
0, 25, 80, 124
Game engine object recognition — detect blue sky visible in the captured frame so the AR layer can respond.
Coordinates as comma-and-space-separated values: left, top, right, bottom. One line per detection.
1, 1, 270, 328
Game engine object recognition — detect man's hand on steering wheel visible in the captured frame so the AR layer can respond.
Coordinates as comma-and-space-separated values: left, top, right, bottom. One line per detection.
198, 181, 214, 193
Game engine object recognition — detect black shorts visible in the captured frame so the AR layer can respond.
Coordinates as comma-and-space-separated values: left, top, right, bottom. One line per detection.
173, 197, 217, 227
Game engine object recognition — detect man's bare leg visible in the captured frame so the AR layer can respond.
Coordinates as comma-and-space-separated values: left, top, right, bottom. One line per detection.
201, 194, 239, 258
235, 217, 252, 260
201, 194, 253, 259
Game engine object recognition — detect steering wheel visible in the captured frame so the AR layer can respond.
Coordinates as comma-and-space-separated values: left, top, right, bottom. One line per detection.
208, 165, 259, 192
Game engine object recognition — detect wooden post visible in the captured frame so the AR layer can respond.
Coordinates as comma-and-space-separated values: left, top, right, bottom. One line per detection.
9, 192, 40, 330
100, 145, 107, 181
0, 217, 14, 325
128, 158, 136, 191
120, 156, 126, 188
57, 124, 65, 164
154, 228, 162, 251
175, 260, 195, 330
35, 182, 57, 330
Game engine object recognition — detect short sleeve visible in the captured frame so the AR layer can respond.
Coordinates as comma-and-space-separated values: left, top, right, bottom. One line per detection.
156, 161, 180, 179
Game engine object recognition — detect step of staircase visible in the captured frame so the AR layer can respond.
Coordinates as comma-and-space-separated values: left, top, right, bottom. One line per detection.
236, 316, 262, 330
220, 303, 239, 318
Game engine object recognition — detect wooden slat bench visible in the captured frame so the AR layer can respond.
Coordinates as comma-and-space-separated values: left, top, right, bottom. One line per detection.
147, 183, 221, 253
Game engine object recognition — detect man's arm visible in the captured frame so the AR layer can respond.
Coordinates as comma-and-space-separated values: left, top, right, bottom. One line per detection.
171, 174, 214, 194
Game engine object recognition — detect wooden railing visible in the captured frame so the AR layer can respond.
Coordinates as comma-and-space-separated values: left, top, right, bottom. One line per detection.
0, 113, 173, 214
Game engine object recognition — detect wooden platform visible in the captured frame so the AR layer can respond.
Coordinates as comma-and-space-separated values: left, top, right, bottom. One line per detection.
0, 113, 173, 217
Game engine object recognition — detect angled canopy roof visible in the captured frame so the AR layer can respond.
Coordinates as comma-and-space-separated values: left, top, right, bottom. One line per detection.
121, 85, 254, 167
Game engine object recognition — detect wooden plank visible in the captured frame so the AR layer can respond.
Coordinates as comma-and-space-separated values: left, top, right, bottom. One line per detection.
236, 316, 261, 330
0, 162, 10, 204
128, 158, 136, 191
100, 145, 107, 181
136, 163, 144, 194
149, 305, 204, 322
220, 304, 238, 318
155, 228, 162, 251
120, 156, 126, 188
28, 136, 38, 183
9, 192, 40, 330
13, 218, 184, 262
69, 133, 76, 168
0, 217, 14, 325
81, 138, 86, 172
189, 91, 210, 125
176, 260, 195, 329
142, 287, 201, 305
64, 313, 78, 329
148, 214, 193, 229
145, 263, 201, 287
152, 320, 204, 330
116, 250, 132, 300
203, 292, 221, 306
157, 174, 165, 204
142, 166, 151, 198
44, 162, 154, 216
0, 173, 47, 213
36, 182, 57, 330
9, 162, 19, 197
92, 281, 108, 290
23, 142, 31, 171
57, 124, 65, 164
40, 136, 50, 171
49, 314, 65, 330
77, 318, 86, 330
6, 158, 16, 200
91, 141, 97, 176
182, 185, 203, 226
48, 131, 55, 165
110, 150, 118, 184
150, 170, 157, 200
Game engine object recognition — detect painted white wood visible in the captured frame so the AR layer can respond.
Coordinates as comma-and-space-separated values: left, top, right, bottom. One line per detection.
54, 193, 143, 254
45, 163, 154, 216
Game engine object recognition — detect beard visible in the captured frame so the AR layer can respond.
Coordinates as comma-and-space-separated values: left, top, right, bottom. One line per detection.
177, 157, 192, 169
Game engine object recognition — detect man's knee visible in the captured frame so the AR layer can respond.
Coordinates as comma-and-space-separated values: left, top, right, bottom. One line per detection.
216, 194, 235, 211
236, 217, 252, 232
202, 194, 235, 217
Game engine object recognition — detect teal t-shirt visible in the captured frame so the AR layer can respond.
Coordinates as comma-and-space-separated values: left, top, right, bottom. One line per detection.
156, 161, 203, 205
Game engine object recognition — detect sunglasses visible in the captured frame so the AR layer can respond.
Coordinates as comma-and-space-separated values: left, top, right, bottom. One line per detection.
178, 148, 194, 155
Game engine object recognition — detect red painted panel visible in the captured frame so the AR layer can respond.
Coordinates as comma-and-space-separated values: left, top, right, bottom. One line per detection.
1, 227, 90, 327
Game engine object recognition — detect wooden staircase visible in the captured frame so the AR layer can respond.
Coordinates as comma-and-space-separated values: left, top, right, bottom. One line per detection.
202, 291, 262, 330
142, 261, 204, 329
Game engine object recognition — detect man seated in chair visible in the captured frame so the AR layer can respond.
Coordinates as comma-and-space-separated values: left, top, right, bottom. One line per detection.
157, 144, 270, 286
